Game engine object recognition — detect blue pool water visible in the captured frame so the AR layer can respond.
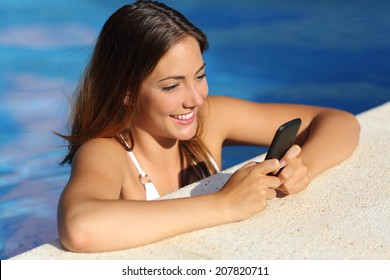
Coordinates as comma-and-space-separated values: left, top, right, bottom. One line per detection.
1, 0, 389, 259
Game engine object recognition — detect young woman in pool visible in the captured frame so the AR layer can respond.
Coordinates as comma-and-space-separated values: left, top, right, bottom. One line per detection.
57, 0, 360, 253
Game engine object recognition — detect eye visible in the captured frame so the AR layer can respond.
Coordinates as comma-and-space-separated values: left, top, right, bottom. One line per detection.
161, 84, 179, 92
196, 73, 207, 81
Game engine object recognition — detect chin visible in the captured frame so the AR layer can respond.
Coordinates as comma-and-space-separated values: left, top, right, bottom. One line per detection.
178, 133, 197, 141
176, 127, 198, 141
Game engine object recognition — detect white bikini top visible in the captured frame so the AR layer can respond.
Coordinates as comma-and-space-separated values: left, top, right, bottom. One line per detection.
128, 150, 220, 200
128, 150, 160, 200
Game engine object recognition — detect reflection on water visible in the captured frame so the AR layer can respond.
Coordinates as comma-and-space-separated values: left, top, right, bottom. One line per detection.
1, 0, 389, 259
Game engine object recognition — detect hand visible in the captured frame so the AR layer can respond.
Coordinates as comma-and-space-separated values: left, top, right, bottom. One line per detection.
217, 159, 281, 223
277, 145, 310, 195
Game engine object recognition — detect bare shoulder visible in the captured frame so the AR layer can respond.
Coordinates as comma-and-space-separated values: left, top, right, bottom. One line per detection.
62, 138, 128, 200
203, 95, 244, 127
203, 95, 264, 138
72, 138, 127, 175
205, 95, 265, 122
206, 95, 247, 112
74, 137, 126, 163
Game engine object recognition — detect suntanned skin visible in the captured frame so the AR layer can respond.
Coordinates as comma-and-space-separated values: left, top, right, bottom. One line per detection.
58, 37, 360, 253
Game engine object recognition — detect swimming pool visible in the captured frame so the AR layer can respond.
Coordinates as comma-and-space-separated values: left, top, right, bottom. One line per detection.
1, 0, 389, 259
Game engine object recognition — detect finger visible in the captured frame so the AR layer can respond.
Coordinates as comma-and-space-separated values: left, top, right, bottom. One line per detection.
238, 161, 258, 170
279, 144, 301, 167
267, 175, 281, 190
253, 159, 281, 175
278, 157, 306, 185
278, 174, 310, 195
261, 188, 277, 200
278, 162, 309, 194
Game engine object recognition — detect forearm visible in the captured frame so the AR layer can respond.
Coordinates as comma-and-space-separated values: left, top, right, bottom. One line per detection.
59, 193, 225, 253
298, 109, 360, 179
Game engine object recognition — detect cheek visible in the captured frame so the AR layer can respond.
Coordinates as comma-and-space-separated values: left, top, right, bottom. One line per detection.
136, 92, 161, 123
139, 87, 165, 113
199, 80, 209, 98
143, 94, 176, 119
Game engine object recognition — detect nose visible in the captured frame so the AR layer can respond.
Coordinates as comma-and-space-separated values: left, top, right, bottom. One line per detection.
183, 83, 207, 109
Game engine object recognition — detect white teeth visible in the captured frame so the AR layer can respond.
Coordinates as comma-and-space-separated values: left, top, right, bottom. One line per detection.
172, 112, 194, 121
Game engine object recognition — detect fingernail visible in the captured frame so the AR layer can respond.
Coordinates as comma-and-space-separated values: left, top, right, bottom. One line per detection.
280, 160, 286, 168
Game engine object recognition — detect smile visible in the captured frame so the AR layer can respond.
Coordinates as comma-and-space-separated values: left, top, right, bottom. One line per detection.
170, 111, 195, 121
170, 111, 196, 125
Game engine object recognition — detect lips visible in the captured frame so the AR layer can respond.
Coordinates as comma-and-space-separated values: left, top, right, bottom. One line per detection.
170, 111, 196, 124
170, 111, 195, 120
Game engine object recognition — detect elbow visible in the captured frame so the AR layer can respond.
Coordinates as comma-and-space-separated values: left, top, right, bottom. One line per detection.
58, 214, 95, 253
346, 111, 361, 149
335, 110, 360, 158
321, 108, 361, 157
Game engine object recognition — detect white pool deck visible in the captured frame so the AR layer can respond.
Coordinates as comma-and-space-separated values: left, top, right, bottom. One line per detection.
12, 102, 390, 260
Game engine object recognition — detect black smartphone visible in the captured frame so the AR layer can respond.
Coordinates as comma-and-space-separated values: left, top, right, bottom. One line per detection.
265, 118, 302, 161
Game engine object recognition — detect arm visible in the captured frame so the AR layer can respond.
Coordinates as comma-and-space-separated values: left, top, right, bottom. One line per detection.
277, 108, 360, 194
58, 139, 281, 253
294, 107, 360, 179
204, 96, 360, 193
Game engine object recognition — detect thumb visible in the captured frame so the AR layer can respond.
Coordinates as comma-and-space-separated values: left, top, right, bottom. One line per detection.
255, 159, 281, 175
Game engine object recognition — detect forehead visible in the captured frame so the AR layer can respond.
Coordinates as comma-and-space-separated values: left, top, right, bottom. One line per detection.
150, 36, 204, 78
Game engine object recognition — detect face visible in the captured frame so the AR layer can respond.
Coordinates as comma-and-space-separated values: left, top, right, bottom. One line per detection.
133, 36, 208, 144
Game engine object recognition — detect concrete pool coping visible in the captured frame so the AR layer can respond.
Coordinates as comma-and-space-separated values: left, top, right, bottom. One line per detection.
11, 102, 390, 259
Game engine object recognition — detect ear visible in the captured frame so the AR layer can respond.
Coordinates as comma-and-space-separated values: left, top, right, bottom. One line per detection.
123, 92, 131, 105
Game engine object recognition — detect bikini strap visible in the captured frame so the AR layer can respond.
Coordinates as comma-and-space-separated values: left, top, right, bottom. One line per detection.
128, 150, 160, 200
119, 134, 159, 200
128, 150, 152, 187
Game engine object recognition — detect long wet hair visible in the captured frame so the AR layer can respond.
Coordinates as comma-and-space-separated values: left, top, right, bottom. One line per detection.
58, 0, 218, 186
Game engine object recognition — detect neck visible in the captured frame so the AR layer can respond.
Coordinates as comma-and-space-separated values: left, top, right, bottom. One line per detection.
130, 128, 184, 191
131, 128, 181, 165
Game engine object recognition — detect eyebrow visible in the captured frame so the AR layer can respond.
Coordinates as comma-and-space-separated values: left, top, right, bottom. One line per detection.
158, 63, 206, 83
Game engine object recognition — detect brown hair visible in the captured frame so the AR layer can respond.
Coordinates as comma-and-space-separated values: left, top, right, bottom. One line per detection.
58, 0, 218, 186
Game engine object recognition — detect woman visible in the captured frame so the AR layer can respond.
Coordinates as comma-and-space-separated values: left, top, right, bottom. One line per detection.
57, 0, 360, 253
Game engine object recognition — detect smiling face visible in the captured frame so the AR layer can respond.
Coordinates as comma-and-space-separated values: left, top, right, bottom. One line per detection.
133, 36, 208, 145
